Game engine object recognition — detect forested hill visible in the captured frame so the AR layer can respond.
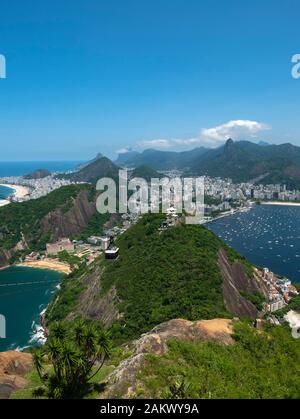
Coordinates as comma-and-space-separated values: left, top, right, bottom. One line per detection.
0, 184, 109, 266
116, 140, 300, 188
189, 139, 300, 188
115, 147, 208, 170
130, 165, 160, 182
47, 214, 266, 344
57, 156, 119, 184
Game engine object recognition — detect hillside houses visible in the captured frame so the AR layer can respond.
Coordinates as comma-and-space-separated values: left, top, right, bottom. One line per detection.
46, 238, 74, 255
256, 267, 299, 313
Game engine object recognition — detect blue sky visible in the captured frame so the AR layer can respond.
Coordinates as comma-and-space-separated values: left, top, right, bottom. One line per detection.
0, 0, 299, 160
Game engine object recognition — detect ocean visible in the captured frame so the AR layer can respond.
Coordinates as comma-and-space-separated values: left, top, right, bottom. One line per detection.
0, 184, 15, 200
0, 267, 61, 351
0, 161, 83, 177
0, 161, 81, 351
208, 204, 300, 284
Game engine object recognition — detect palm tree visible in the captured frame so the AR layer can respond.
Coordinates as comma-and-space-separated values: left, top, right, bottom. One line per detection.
83, 323, 97, 356
88, 330, 112, 380
96, 330, 112, 359
50, 321, 67, 342
33, 320, 112, 398
60, 341, 80, 376
32, 348, 45, 381
47, 338, 63, 382
73, 319, 86, 349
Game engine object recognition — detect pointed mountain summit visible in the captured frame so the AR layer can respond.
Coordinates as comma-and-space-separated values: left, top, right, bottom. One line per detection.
58, 156, 119, 183
225, 138, 234, 147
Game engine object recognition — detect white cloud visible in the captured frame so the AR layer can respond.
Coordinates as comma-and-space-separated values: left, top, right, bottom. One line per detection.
138, 139, 174, 149
138, 137, 206, 150
200, 120, 271, 146
117, 146, 133, 154
122, 120, 271, 152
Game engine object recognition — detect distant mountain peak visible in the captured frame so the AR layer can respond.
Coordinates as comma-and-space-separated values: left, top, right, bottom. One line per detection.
24, 168, 51, 180
223, 138, 235, 155
77, 153, 103, 171
225, 138, 234, 147
58, 156, 119, 184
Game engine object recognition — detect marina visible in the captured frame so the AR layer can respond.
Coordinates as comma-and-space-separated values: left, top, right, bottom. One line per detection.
208, 204, 300, 284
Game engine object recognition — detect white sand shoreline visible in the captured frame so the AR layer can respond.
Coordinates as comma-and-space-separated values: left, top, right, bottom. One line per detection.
0, 183, 30, 207
16, 259, 71, 274
261, 201, 300, 207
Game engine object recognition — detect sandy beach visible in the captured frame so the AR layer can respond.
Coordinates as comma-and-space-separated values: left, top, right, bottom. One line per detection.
16, 258, 71, 274
261, 201, 300, 207
0, 199, 10, 207
0, 183, 30, 207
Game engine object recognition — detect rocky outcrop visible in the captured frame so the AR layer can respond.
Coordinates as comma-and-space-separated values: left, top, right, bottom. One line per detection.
41, 190, 96, 241
218, 249, 267, 318
66, 265, 121, 327
0, 351, 32, 399
100, 318, 234, 399
0, 249, 12, 268
0, 188, 97, 268
0, 236, 28, 267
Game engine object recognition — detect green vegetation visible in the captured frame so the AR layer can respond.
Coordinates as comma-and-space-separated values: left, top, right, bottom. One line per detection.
31, 320, 111, 399
131, 165, 160, 182
141, 322, 300, 399
0, 184, 91, 256
240, 290, 265, 311
116, 147, 208, 171
58, 157, 119, 184
0, 182, 113, 266
190, 140, 300, 189
204, 195, 221, 206
45, 263, 88, 323
274, 287, 300, 319
117, 140, 300, 188
74, 211, 111, 241
57, 250, 82, 268
101, 214, 231, 343
46, 214, 261, 344
225, 245, 254, 278
11, 368, 48, 399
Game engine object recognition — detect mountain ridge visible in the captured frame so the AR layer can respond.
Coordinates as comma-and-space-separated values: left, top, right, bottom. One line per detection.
115, 139, 300, 188
57, 156, 119, 184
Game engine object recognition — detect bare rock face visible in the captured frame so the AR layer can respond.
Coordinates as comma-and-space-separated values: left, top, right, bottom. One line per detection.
218, 249, 266, 318
41, 190, 96, 240
0, 249, 12, 268
0, 189, 97, 268
0, 235, 28, 267
67, 265, 121, 327
100, 318, 234, 399
0, 351, 32, 399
